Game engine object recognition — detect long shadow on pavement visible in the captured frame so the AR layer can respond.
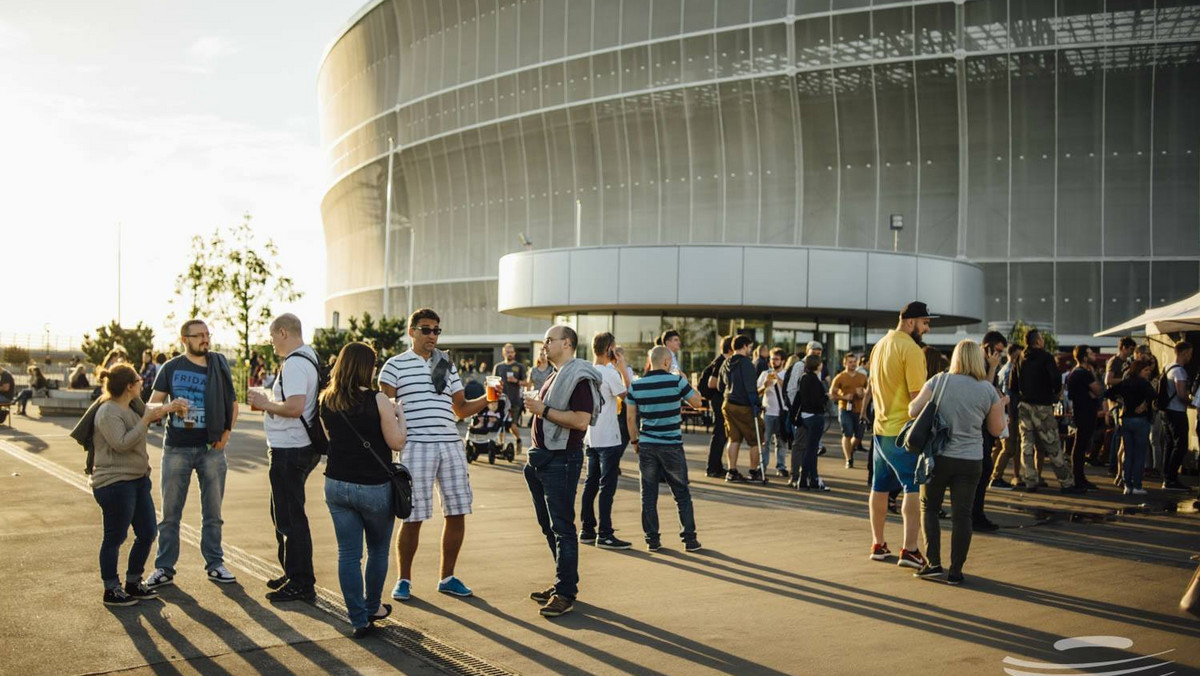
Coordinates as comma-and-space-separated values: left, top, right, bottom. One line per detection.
108, 600, 232, 676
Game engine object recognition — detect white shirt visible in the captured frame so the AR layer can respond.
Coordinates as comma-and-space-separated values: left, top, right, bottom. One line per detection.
757, 368, 787, 417
265, 344, 320, 449
1165, 363, 1189, 413
585, 363, 628, 448
378, 350, 464, 444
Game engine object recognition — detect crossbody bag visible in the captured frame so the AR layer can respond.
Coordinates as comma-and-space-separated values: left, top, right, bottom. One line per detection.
336, 409, 413, 519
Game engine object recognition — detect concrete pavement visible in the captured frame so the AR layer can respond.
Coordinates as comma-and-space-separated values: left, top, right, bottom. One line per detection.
0, 408, 1197, 675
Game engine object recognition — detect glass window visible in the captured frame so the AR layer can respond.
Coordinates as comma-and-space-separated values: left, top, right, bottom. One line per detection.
1010, 52, 1057, 259
686, 85, 723, 243
497, 0, 520, 72
832, 10, 873, 64
715, 28, 753, 78
596, 101, 630, 244
1011, 262, 1055, 328
620, 45, 651, 93
981, 263, 1009, 327
963, 56, 1008, 259
652, 0, 683, 39
873, 6, 914, 60
794, 16, 832, 68
1102, 261, 1150, 329
754, 75, 797, 245
795, 0, 829, 17
915, 2, 957, 56
651, 40, 682, 87
566, 56, 592, 103
1151, 51, 1200, 257
1056, 262, 1102, 336
569, 104, 602, 245
567, 0, 593, 55
594, 0, 620, 50
1104, 46, 1153, 257
1055, 0, 1107, 45
720, 81, 759, 244
797, 70, 838, 246
751, 23, 788, 73
623, 94, 661, 244
1010, 0, 1056, 48
655, 88, 691, 244
540, 62, 566, 108
681, 34, 716, 83
834, 66, 877, 249
542, 0, 567, 61
519, 0, 542, 67
683, 0, 716, 33
592, 51, 620, 99
621, 0, 651, 44
1150, 261, 1200, 307
875, 62, 918, 254
716, 0, 751, 28
1056, 49, 1103, 258
1156, 0, 1200, 40
916, 59, 959, 257
963, 0, 1009, 52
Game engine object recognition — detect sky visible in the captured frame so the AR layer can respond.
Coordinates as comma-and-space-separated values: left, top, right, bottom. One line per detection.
1, 0, 367, 351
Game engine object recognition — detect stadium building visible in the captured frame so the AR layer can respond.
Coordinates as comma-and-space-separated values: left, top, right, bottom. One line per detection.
319, 0, 1200, 368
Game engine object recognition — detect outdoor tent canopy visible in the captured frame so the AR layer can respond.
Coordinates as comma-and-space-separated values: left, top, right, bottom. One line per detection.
1095, 290, 1200, 337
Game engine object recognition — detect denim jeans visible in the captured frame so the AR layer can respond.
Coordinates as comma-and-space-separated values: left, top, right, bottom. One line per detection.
1120, 416, 1151, 490
156, 444, 227, 574
759, 415, 787, 474
637, 444, 697, 544
325, 478, 395, 629
524, 448, 584, 598
269, 445, 319, 587
93, 475, 157, 590
580, 445, 625, 538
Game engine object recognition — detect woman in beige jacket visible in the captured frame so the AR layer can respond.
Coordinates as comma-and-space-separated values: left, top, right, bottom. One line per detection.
92, 363, 185, 606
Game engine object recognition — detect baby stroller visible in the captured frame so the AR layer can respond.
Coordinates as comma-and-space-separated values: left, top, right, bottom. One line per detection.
465, 399, 516, 464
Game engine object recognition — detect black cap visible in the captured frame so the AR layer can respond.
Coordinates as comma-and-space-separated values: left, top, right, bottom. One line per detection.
900, 301, 938, 320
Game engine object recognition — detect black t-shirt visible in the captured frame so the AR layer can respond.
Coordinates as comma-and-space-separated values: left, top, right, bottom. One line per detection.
152, 357, 209, 447
531, 372, 594, 452
1105, 376, 1156, 420
1066, 367, 1099, 418
494, 361, 527, 405
0, 369, 14, 399
321, 391, 392, 486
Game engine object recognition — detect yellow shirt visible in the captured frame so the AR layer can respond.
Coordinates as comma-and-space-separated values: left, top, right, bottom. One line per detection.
869, 330, 928, 437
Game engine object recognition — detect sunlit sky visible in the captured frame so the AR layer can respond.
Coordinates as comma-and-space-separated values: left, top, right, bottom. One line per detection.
1, 0, 367, 349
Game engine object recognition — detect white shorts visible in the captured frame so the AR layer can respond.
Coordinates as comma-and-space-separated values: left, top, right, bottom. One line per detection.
401, 441, 473, 523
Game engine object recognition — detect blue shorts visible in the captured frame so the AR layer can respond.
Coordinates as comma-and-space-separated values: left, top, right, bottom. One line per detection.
839, 410, 859, 438
871, 435, 918, 494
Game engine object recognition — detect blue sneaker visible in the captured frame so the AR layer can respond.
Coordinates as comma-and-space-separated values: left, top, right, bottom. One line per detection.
437, 576, 473, 597
391, 579, 411, 601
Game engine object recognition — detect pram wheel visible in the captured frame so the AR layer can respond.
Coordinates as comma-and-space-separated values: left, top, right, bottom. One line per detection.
504, 442, 515, 462
465, 441, 478, 463
487, 445, 496, 464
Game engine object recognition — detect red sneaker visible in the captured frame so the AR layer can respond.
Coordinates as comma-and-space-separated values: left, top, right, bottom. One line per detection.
869, 542, 891, 561
898, 549, 927, 569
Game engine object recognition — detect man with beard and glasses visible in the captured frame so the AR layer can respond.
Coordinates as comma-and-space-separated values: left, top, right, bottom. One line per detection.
144, 319, 239, 590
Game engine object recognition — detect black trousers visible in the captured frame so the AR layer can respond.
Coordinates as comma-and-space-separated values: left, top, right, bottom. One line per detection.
269, 446, 319, 588
1071, 413, 1097, 486
972, 431, 996, 523
1163, 410, 1190, 483
707, 401, 727, 474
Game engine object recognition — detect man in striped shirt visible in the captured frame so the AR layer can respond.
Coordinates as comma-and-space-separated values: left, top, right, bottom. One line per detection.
378, 308, 490, 602
625, 345, 704, 553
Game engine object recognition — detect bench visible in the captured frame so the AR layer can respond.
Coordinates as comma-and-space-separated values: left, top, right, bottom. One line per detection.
681, 406, 711, 434
0, 401, 13, 427
30, 389, 94, 416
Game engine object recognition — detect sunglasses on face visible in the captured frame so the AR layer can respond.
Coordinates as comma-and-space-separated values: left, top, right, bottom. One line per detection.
415, 326, 442, 335
186, 332, 210, 339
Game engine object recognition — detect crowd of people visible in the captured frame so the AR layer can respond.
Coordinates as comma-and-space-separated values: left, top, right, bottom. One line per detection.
65, 300, 1198, 634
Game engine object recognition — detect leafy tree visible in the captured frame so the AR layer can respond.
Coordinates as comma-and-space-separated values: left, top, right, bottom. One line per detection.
169, 233, 222, 325
2, 346, 30, 365
81, 321, 155, 365
1009, 320, 1058, 352
311, 312, 407, 365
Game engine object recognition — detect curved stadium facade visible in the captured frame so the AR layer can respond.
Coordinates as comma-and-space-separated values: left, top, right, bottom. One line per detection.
319, 0, 1200, 360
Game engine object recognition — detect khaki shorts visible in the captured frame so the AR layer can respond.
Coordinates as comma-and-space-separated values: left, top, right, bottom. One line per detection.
722, 402, 763, 446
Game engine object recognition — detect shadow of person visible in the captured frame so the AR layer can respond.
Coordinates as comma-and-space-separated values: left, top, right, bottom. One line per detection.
107, 602, 231, 676
0, 429, 50, 454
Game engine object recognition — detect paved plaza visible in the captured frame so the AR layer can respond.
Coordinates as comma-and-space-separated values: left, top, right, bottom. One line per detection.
1, 407, 1197, 675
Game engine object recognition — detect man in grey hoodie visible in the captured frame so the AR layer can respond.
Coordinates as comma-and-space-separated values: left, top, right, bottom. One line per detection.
522, 324, 602, 619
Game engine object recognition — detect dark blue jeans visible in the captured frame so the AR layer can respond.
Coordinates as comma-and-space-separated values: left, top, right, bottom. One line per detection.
637, 443, 696, 544
92, 475, 157, 590
325, 478, 395, 629
524, 448, 584, 599
580, 445, 625, 538
269, 445, 319, 587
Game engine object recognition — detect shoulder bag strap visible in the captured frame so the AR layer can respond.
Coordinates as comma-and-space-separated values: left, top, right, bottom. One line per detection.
336, 408, 396, 478
932, 372, 950, 411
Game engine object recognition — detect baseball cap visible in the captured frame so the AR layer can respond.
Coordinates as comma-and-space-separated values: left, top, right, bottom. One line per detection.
807, 341, 823, 351
900, 301, 938, 320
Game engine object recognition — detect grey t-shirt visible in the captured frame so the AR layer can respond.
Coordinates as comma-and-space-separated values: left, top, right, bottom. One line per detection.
925, 373, 1000, 460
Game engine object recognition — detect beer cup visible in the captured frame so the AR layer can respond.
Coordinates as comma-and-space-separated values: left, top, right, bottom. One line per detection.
486, 376, 502, 402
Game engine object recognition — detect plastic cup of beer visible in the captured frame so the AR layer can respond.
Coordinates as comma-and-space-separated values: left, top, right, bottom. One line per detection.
486, 376, 502, 402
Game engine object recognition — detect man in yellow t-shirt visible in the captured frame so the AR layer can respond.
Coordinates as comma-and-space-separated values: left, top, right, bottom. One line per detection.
867, 302, 933, 571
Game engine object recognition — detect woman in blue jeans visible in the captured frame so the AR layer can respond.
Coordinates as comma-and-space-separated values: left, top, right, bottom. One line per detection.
789, 354, 830, 491
1104, 359, 1156, 496
318, 342, 407, 638
91, 364, 183, 605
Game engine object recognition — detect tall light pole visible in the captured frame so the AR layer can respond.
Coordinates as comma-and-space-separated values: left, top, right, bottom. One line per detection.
382, 137, 396, 319
116, 222, 122, 325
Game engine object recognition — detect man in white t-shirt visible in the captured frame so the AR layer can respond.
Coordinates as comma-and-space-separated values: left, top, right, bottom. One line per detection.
756, 348, 788, 478
247, 313, 322, 602
579, 332, 631, 550
378, 308, 490, 602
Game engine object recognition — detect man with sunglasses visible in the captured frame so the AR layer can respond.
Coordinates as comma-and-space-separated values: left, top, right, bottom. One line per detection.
379, 308, 490, 602
144, 319, 239, 589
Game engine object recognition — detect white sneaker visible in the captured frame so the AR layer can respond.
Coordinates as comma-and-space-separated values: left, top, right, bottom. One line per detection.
1127, 488, 1148, 496
145, 568, 174, 590
207, 565, 237, 584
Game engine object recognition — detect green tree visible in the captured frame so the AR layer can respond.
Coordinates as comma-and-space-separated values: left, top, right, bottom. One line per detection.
1009, 320, 1058, 352
169, 233, 222, 325
80, 321, 156, 365
2, 346, 31, 365
311, 312, 407, 365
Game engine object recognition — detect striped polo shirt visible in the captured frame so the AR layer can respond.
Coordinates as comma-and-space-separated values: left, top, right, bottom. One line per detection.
625, 370, 694, 445
378, 350, 464, 444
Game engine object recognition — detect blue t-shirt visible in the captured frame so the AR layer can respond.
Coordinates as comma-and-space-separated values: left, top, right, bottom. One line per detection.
626, 370, 694, 445
152, 356, 208, 447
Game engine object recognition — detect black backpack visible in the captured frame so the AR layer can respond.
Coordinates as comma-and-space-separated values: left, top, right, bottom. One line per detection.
1155, 364, 1183, 412
279, 351, 331, 454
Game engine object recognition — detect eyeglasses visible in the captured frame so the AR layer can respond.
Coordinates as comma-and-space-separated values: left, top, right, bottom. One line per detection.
415, 326, 442, 336
186, 332, 210, 339
543, 336, 557, 344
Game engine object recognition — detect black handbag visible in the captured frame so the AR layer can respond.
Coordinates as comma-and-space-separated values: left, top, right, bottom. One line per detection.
337, 410, 413, 519
898, 372, 949, 455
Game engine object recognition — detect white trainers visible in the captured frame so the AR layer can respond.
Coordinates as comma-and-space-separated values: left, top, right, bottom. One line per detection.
145, 568, 174, 590
207, 564, 237, 584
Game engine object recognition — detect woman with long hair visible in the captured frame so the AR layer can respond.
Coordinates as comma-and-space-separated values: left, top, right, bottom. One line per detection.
790, 354, 830, 491
318, 342, 407, 638
139, 350, 159, 403
15, 365, 48, 415
91, 364, 185, 605
906, 340, 1006, 585
1104, 358, 1156, 496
